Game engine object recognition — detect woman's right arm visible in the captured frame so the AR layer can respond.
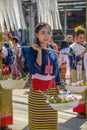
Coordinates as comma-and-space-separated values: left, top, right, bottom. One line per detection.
31, 44, 42, 66
27, 45, 42, 74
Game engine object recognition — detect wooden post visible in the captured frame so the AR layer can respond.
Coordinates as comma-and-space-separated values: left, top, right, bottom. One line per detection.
64, 6, 67, 38
29, 3, 35, 45
86, 0, 87, 42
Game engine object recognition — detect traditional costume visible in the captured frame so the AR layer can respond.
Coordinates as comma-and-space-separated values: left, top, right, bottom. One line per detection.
69, 42, 86, 117
27, 46, 61, 130
59, 47, 70, 85
0, 45, 13, 128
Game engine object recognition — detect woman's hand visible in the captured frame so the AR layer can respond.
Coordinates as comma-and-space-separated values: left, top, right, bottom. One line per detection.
56, 84, 67, 95
31, 44, 41, 52
0, 42, 3, 50
56, 85, 60, 95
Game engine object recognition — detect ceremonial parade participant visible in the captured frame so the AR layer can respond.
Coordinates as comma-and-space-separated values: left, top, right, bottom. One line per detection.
11, 36, 23, 79
27, 22, 61, 130
0, 41, 13, 130
69, 29, 87, 118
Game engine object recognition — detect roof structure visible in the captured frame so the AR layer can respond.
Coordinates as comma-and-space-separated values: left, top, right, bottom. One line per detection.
0, 0, 26, 32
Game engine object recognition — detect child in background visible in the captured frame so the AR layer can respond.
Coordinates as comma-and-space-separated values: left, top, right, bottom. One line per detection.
59, 40, 70, 85
11, 36, 22, 79
69, 29, 87, 118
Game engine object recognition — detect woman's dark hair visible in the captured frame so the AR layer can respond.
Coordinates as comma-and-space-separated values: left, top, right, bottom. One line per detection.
60, 40, 68, 50
76, 29, 86, 37
12, 36, 19, 43
35, 22, 51, 46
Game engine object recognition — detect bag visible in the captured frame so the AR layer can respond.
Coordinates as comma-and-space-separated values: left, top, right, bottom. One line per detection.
16, 55, 24, 69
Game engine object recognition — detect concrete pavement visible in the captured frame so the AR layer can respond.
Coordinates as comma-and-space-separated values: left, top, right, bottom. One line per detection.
12, 88, 87, 130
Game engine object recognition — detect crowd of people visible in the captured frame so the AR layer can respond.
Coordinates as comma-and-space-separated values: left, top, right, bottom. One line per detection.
0, 31, 28, 130
0, 22, 87, 130
59, 29, 87, 118
28, 22, 87, 129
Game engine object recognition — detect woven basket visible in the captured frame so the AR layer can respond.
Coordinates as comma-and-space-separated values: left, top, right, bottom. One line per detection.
0, 80, 26, 90
49, 100, 79, 111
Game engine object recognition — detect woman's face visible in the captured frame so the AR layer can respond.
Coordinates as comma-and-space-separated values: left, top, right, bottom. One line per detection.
76, 34, 86, 45
36, 26, 51, 47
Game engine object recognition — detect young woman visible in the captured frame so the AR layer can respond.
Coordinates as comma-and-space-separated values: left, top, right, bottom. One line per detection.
27, 22, 61, 130
69, 29, 87, 118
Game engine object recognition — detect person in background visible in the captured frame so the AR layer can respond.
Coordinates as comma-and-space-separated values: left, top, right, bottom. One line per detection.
27, 22, 62, 130
69, 29, 87, 118
65, 35, 74, 44
11, 36, 22, 79
2, 33, 14, 70
58, 40, 70, 85
2, 33, 13, 48
0, 42, 13, 130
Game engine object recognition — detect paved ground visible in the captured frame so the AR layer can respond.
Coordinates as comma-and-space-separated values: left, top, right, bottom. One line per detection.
12, 88, 87, 130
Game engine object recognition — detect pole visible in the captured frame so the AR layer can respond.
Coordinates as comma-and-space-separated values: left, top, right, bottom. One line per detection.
64, 6, 67, 38
29, 3, 35, 45
86, 0, 87, 42
85, 0, 87, 118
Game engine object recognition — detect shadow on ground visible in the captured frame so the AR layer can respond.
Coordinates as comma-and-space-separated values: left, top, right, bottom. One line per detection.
59, 117, 87, 130
23, 125, 28, 130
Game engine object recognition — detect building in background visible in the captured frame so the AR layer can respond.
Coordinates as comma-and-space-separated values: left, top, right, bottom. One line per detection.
58, 0, 86, 36
52, 0, 86, 48
0, 0, 86, 45
23, 0, 62, 44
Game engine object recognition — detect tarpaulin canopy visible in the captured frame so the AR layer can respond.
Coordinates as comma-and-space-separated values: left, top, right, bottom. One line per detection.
35, 0, 62, 29
0, 0, 26, 32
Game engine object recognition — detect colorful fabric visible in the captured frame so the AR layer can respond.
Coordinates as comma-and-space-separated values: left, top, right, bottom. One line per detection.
11, 43, 22, 77
28, 87, 58, 130
27, 46, 61, 129
0, 87, 13, 127
2, 64, 11, 76
0, 73, 13, 127
27, 47, 61, 86
59, 47, 70, 84
60, 63, 66, 79
69, 43, 86, 115
69, 42, 85, 70
0, 46, 13, 127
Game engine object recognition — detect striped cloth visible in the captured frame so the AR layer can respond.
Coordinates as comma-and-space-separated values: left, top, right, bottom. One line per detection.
28, 86, 58, 130
0, 64, 13, 127
0, 87, 13, 127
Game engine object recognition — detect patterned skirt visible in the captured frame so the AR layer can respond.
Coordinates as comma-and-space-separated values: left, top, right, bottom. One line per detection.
0, 64, 13, 127
0, 87, 13, 127
28, 86, 58, 130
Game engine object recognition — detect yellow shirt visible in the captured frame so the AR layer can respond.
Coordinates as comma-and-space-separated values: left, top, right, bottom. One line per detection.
8, 40, 13, 48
